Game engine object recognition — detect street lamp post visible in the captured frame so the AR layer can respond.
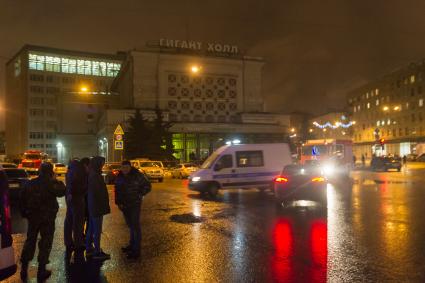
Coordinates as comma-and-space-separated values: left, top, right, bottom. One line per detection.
103, 137, 108, 163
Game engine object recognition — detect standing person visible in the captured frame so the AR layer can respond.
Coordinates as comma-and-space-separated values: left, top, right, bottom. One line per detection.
64, 159, 88, 256
79, 157, 91, 238
352, 155, 357, 167
115, 160, 151, 259
85, 156, 110, 260
19, 163, 66, 281
403, 155, 407, 166
361, 154, 366, 168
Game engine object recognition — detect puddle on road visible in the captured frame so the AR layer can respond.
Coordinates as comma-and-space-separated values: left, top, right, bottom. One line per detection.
170, 213, 206, 224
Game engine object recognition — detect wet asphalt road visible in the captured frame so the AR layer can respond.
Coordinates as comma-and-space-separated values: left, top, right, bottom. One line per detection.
5, 167, 425, 282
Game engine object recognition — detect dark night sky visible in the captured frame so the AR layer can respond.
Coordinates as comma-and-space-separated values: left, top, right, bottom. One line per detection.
2, 0, 425, 117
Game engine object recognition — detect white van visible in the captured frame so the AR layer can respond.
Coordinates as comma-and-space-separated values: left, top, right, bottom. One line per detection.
188, 143, 292, 196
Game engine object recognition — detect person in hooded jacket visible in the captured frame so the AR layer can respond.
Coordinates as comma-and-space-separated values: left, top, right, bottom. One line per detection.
85, 156, 110, 260
19, 163, 66, 281
115, 160, 151, 259
64, 159, 88, 255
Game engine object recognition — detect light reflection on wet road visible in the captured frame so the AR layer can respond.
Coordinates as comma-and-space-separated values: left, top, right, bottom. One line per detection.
5, 168, 425, 282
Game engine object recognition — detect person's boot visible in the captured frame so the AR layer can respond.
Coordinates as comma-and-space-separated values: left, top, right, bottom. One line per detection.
20, 261, 29, 281
37, 264, 52, 282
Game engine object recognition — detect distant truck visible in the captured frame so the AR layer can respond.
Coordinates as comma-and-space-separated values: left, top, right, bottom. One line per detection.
18, 150, 48, 175
300, 139, 353, 177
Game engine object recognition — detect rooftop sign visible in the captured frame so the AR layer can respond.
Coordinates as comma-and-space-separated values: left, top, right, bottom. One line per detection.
159, 39, 239, 55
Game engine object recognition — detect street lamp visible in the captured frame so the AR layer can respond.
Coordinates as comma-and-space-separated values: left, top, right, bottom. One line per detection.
103, 137, 108, 163
190, 65, 201, 74
56, 142, 63, 163
383, 106, 389, 111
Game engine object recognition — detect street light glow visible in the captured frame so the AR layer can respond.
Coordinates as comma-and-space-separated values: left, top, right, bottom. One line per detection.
80, 86, 88, 93
383, 106, 389, 111
191, 65, 201, 74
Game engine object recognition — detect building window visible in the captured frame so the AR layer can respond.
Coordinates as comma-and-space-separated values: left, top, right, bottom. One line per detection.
419, 99, 424, 107
45, 132, 56, 139
46, 121, 57, 130
30, 74, 44, 82
46, 87, 60, 94
46, 109, 56, 117
30, 109, 44, 117
411, 75, 416, 84
29, 132, 44, 139
376, 99, 379, 106
30, 97, 44, 105
367, 102, 370, 109
30, 86, 44, 93
45, 98, 56, 105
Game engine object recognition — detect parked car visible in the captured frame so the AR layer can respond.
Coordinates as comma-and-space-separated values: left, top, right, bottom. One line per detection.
136, 161, 164, 182
0, 171, 17, 280
102, 163, 121, 184
171, 163, 199, 179
53, 163, 67, 176
189, 143, 292, 197
0, 163, 17, 169
4, 168, 30, 199
370, 156, 402, 172
273, 164, 327, 207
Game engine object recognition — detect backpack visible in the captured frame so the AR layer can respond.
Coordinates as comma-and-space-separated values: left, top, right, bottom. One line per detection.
19, 179, 42, 218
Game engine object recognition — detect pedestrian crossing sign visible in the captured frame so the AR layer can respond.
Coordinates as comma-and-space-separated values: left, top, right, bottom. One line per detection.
114, 140, 124, 150
114, 124, 124, 135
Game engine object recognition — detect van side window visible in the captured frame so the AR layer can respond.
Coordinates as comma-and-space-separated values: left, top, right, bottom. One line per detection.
236, 151, 264, 167
214, 154, 233, 170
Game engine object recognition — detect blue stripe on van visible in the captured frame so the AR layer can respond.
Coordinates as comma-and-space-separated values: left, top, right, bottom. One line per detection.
212, 171, 280, 179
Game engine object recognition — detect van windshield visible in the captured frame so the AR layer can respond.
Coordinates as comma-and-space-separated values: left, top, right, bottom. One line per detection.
201, 152, 219, 169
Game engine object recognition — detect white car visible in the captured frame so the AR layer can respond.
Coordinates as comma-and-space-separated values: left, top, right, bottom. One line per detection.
171, 163, 199, 179
53, 163, 68, 176
136, 161, 165, 182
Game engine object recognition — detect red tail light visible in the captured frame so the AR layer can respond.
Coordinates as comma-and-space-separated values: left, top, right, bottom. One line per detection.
311, 177, 325, 182
112, 170, 119, 176
275, 176, 289, 183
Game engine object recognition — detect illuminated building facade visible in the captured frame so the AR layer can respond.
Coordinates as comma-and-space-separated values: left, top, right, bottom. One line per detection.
101, 41, 287, 161
6, 45, 123, 161
348, 61, 425, 158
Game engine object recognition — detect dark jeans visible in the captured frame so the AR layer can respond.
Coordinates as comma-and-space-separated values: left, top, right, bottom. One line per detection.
21, 214, 56, 265
122, 204, 141, 253
64, 197, 86, 249
85, 216, 103, 253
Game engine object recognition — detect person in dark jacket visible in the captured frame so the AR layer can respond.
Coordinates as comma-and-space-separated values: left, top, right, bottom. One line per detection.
115, 160, 151, 259
85, 156, 110, 260
20, 163, 66, 281
64, 159, 88, 255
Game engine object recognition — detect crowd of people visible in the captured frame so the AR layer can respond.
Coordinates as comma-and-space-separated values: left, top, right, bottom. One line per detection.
18, 157, 151, 282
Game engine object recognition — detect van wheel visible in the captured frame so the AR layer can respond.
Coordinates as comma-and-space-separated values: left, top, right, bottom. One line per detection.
208, 184, 219, 197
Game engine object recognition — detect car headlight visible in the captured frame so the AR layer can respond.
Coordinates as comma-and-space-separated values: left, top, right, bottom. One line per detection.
322, 164, 334, 175
191, 176, 201, 182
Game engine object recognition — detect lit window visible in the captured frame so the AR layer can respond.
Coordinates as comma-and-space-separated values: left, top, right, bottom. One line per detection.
84, 60, 92, 75
406, 102, 409, 109
92, 61, 100, 76
387, 119, 391, 125
61, 58, 70, 73
353, 106, 356, 113
68, 59, 77, 73
367, 102, 370, 109
366, 92, 369, 99
99, 62, 107, 76
411, 75, 415, 83
376, 99, 379, 106
377, 121, 380, 126
36, 55, 45, 70
29, 54, 37, 69
419, 99, 424, 107
375, 88, 379, 95
77, 60, 85, 74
